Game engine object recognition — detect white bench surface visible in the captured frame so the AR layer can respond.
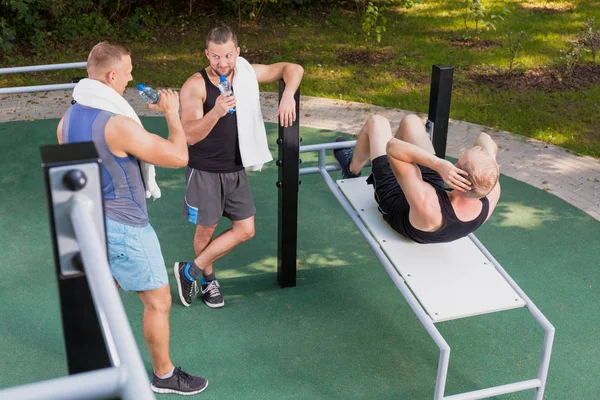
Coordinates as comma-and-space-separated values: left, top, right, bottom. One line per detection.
337, 177, 526, 322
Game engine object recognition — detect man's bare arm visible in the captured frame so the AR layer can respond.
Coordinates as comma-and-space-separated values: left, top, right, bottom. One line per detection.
180, 74, 237, 145
473, 132, 498, 158
57, 117, 64, 144
253, 62, 304, 127
107, 89, 188, 168
386, 138, 471, 192
474, 133, 501, 220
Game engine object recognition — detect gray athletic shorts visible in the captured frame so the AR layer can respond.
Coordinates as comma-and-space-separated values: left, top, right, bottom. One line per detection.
182, 167, 256, 226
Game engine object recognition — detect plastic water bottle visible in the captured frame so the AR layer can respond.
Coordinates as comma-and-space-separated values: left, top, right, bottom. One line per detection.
137, 83, 159, 104
217, 76, 235, 114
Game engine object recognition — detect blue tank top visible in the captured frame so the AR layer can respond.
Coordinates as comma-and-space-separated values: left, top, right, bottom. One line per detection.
62, 103, 149, 227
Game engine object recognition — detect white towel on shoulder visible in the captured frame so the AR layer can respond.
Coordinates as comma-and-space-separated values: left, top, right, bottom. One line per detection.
232, 57, 273, 171
72, 78, 161, 200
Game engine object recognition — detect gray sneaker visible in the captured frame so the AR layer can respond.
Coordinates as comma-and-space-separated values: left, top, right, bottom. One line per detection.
201, 280, 224, 308
151, 366, 208, 395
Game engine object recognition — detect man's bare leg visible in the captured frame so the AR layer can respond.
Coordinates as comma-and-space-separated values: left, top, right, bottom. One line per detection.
395, 114, 435, 154
137, 284, 173, 376
193, 216, 255, 269
193, 224, 216, 275
175, 217, 255, 308
348, 115, 394, 175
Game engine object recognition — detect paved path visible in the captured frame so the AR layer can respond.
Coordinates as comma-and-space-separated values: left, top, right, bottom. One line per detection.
1, 89, 599, 221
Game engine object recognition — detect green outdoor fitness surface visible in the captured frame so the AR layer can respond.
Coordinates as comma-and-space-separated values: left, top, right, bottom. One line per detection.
0, 118, 599, 399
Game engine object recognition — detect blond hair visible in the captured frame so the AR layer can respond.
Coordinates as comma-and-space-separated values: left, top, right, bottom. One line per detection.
86, 41, 131, 77
460, 147, 499, 199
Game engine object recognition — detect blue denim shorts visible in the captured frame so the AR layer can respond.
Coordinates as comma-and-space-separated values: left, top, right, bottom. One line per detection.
105, 217, 169, 291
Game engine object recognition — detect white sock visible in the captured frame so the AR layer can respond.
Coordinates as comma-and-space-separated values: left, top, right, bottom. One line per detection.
156, 366, 175, 379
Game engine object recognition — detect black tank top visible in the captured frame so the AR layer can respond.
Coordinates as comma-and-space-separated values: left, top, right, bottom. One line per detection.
188, 69, 243, 173
397, 187, 489, 244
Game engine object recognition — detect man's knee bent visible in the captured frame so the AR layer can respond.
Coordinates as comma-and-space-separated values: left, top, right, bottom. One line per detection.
397, 114, 425, 138
365, 115, 391, 135
232, 219, 255, 242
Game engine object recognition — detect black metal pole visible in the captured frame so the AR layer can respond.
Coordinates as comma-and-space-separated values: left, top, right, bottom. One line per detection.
40, 143, 113, 374
276, 79, 300, 288
427, 65, 454, 159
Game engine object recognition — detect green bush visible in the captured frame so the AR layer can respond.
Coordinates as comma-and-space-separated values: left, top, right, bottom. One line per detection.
0, 0, 416, 53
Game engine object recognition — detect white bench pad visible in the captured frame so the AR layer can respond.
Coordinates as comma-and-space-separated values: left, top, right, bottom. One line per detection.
337, 177, 526, 322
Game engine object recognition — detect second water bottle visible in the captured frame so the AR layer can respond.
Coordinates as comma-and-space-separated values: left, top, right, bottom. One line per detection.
218, 76, 236, 114
137, 83, 159, 104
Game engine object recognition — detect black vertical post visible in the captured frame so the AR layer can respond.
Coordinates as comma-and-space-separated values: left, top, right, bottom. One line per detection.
427, 65, 454, 159
276, 79, 300, 288
41, 143, 113, 374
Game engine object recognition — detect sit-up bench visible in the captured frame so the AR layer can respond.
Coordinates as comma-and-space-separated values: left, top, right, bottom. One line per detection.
273, 66, 555, 400
338, 177, 527, 323
336, 176, 554, 399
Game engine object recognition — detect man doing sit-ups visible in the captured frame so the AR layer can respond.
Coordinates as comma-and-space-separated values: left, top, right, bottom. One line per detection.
334, 114, 500, 244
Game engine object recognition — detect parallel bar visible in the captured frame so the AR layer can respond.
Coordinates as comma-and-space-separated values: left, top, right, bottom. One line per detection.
444, 379, 541, 400
318, 168, 451, 399
427, 65, 454, 159
0, 83, 77, 94
70, 194, 154, 399
276, 80, 301, 288
300, 164, 340, 176
0, 368, 122, 400
300, 140, 357, 153
0, 61, 86, 74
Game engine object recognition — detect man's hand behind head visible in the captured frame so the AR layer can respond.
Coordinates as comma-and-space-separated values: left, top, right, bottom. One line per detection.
148, 89, 180, 116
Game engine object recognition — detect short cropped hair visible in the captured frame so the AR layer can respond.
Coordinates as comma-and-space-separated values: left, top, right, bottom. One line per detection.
205, 25, 238, 49
460, 146, 499, 199
87, 41, 131, 76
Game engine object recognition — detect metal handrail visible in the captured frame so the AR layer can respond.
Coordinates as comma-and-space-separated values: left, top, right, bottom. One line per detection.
0, 61, 86, 94
0, 185, 154, 400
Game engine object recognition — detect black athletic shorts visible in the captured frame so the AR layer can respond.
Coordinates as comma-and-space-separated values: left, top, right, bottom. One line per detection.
367, 155, 444, 226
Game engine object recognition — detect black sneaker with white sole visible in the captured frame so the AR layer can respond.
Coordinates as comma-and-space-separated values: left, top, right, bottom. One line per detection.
174, 262, 195, 307
151, 367, 208, 395
333, 137, 361, 179
201, 280, 224, 308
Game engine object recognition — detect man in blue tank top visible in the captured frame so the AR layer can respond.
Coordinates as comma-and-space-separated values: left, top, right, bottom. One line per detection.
173, 26, 304, 309
334, 114, 501, 244
57, 42, 208, 395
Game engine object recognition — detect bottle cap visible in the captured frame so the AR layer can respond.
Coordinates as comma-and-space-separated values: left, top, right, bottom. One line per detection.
136, 83, 145, 90
219, 76, 227, 82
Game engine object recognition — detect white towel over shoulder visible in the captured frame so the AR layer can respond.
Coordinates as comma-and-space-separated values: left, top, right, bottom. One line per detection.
72, 78, 161, 200
232, 57, 273, 171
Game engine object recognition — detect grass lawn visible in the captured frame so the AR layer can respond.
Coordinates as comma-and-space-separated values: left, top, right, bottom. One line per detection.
2, 0, 599, 156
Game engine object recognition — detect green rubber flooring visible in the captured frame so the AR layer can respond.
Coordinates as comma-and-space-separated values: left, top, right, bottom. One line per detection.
0, 118, 599, 399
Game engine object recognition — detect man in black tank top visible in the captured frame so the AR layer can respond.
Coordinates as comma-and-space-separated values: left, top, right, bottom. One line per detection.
334, 114, 501, 244
174, 25, 304, 308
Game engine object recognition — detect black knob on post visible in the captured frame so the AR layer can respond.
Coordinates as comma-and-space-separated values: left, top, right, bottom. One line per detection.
63, 169, 87, 191
276, 138, 283, 145
276, 181, 282, 188
276, 160, 283, 167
